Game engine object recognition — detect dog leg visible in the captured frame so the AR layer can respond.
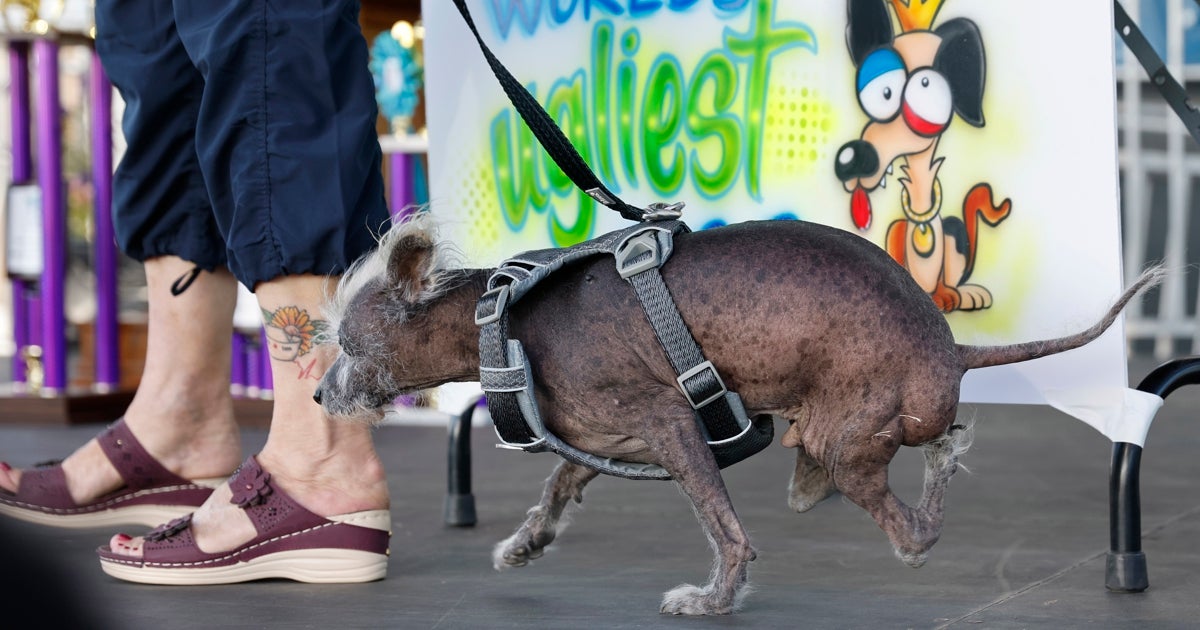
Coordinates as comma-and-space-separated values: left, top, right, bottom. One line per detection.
787, 446, 836, 513
493, 459, 599, 570
653, 414, 756, 616
833, 417, 970, 568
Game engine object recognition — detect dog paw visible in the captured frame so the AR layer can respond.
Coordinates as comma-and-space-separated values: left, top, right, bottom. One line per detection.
897, 549, 928, 568
660, 584, 731, 616
492, 531, 549, 570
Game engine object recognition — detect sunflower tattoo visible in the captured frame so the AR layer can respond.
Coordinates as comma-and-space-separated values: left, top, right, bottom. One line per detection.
262, 306, 329, 363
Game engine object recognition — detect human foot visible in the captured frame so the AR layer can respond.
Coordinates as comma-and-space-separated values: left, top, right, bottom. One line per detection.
99, 455, 390, 584
0, 419, 237, 528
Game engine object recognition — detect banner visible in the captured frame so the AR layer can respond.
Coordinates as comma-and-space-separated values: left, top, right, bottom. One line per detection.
423, 0, 1141, 437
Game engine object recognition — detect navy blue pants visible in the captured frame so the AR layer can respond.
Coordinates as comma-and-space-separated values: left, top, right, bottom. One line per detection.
94, 0, 390, 289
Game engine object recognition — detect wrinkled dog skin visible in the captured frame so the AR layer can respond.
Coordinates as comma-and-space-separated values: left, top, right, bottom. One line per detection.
316, 216, 1160, 615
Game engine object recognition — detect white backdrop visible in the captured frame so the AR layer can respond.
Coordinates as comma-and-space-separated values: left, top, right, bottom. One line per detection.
421, 0, 1154, 442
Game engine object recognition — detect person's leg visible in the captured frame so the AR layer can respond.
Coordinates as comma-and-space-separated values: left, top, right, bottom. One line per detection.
1, 0, 241, 507
0, 260, 241, 502
103, 0, 391, 568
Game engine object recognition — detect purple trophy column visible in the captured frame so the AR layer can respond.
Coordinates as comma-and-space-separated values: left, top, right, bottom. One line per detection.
389, 152, 413, 221
9, 42, 31, 385
245, 334, 261, 396
230, 332, 247, 395
34, 39, 66, 393
91, 51, 119, 390
259, 330, 273, 397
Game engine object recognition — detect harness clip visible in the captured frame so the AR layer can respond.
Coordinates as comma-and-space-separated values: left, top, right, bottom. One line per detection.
642, 201, 685, 221
475, 285, 510, 326
615, 231, 663, 279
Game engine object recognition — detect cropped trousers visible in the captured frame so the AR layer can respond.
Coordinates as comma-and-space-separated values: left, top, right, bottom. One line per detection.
94, 0, 391, 289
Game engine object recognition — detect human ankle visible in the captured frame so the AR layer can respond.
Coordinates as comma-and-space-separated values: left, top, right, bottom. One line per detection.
255, 444, 389, 515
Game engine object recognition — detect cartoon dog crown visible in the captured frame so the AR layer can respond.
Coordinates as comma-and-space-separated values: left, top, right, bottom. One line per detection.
888, 0, 947, 32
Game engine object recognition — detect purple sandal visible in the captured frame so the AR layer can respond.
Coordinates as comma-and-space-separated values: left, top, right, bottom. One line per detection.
0, 419, 223, 529
97, 456, 391, 585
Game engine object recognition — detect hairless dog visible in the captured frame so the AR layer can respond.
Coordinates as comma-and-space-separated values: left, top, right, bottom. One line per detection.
316, 216, 1160, 615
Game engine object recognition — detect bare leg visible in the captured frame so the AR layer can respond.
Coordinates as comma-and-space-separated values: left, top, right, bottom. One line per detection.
652, 409, 756, 616
107, 274, 389, 556
494, 459, 599, 569
831, 418, 970, 568
0, 257, 242, 501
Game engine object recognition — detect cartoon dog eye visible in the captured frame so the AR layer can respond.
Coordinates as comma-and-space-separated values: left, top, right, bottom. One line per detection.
857, 48, 906, 122
901, 68, 953, 137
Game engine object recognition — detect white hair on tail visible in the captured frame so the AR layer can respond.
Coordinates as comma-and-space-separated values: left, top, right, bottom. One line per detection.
321, 210, 464, 342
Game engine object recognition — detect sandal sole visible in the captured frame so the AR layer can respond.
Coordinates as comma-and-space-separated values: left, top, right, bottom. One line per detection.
97, 509, 392, 584
0, 477, 226, 529
99, 548, 389, 584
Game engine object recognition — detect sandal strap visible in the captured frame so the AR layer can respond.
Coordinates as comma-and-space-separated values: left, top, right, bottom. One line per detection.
227, 457, 327, 537
96, 418, 192, 492
125, 456, 387, 567
13, 465, 74, 508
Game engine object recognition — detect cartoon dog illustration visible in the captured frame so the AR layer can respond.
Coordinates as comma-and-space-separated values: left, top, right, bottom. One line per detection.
835, 0, 1011, 313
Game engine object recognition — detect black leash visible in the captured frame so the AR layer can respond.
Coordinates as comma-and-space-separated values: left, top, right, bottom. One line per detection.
1115, 0, 1200, 146
451, 0, 663, 223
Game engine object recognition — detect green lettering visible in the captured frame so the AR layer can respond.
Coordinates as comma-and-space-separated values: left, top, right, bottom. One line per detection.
617, 30, 640, 186
490, 110, 549, 230
545, 71, 596, 244
641, 55, 686, 196
550, 188, 597, 246
725, 0, 816, 199
686, 52, 741, 197
591, 22, 618, 190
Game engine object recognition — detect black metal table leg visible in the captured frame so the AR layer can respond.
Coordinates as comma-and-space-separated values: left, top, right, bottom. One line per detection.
444, 396, 482, 527
1107, 357, 1200, 592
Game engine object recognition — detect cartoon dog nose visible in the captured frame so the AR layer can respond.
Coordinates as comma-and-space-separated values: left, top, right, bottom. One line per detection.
834, 140, 880, 182
312, 388, 323, 405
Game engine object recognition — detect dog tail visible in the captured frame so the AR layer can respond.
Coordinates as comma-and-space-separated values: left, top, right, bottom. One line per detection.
956, 266, 1165, 370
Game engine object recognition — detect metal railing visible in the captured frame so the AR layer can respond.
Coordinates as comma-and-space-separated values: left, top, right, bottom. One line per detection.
1118, 0, 1200, 359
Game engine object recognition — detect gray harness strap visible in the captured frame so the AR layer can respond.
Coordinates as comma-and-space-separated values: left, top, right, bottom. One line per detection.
475, 220, 773, 480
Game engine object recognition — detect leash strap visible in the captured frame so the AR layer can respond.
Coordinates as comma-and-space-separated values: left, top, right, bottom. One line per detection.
1114, 0, 1200, 146
452, 0, 648, 222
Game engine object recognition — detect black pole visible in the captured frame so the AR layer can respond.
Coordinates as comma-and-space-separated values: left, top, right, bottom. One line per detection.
444, 396, 481, 527
1107, 357, 1200, 592
1107, 441, 1146, 591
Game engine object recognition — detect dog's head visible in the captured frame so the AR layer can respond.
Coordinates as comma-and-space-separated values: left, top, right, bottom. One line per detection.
314, 216, 463, 422
836, 0, 986, 228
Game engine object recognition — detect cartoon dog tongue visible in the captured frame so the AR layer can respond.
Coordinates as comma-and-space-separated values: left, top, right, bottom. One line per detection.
851, 186, 872, 231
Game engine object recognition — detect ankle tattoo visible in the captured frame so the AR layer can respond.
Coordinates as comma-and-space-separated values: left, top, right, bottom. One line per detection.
262, 306, 330, 380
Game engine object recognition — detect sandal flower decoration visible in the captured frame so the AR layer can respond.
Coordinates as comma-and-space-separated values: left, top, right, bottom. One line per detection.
145, 514, 192, 542
230, 468, 273, 508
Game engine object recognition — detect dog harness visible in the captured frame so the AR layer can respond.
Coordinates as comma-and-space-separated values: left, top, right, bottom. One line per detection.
452, 0, 770, 479
475, 217, 774, 480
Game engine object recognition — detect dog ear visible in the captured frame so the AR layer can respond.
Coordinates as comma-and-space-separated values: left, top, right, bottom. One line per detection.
846, 0, 894, 67
386, 234, 436, 298
934, 18, 986, 127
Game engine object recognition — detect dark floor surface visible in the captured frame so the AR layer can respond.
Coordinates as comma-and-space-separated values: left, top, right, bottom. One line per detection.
1, 359, 1198, 629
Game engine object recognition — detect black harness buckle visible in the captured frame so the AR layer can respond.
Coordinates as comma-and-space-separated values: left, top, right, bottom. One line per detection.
677, 360, 728, 410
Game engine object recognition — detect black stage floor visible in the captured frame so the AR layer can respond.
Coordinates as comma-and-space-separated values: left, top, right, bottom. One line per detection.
1, 359, 1198, 629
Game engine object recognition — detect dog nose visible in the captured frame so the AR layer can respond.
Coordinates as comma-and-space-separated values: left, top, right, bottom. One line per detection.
834, 140, 880, 182
312, 388, 323, 405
